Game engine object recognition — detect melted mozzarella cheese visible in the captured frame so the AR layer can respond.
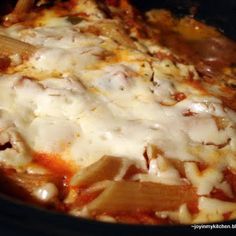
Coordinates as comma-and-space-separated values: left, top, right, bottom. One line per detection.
135, 155, 182, 185
156, 204, 192, 224
33, 183, 58, 202
193, 197, 236, 223
1, 22, 236, 169
198, 197, 236, 214
184, 162, 223, 195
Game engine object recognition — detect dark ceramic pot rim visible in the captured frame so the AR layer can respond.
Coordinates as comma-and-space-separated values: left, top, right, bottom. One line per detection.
1, 1, 236, 235
1, 192, 236, 236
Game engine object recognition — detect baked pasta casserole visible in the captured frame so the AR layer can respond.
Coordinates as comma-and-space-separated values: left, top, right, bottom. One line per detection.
0, 0, 236, 225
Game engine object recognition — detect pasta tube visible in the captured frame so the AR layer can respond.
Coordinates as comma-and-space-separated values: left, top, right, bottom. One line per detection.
0, 34, 36, 57
87, 181, 197, 213
71, 156, 123, 188
14, 0, 35, 15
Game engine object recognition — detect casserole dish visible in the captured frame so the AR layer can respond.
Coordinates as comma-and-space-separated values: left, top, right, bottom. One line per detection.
0, 0, 236, 235
0, 192, 235, 236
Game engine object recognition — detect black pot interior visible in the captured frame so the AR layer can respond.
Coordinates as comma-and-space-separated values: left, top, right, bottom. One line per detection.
0, 193, 235, 236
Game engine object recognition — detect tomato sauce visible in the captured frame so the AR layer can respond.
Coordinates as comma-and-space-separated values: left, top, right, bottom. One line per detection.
210, 188, 233, 202
33, 152, 76, 177
33, 152, 78, 201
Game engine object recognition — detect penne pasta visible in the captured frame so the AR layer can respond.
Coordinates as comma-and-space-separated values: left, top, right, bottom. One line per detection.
0, 34, 36, 57
0, 167, 60, 203
14, 0, 35, 15
70, 156, 123, 188
0, 0, 236, 226
2, 0, 35, 26
87, 181, 197, 213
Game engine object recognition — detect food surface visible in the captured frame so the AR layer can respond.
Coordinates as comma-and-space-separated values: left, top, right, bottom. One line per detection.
0, 0, 236, 225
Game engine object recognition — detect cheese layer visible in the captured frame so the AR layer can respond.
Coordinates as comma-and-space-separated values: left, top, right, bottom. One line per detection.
0, 4, 236, 223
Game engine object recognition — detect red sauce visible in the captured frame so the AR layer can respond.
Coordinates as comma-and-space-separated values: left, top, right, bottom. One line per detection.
172, 92, 186, 102
106, 0, 119, 7
196, 162, 208, 172
223, 212, 232, 221
187, 200, 199, 214
33, 152, 76, 178
210, 188, 233, 202
182, 109, 197, 117
0, 56, 11, 72
33, 153, 78, 202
